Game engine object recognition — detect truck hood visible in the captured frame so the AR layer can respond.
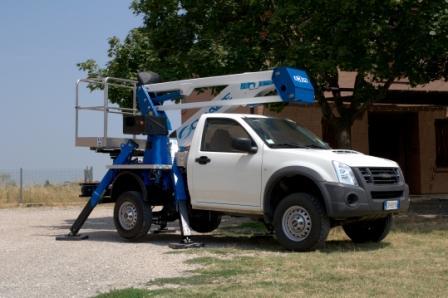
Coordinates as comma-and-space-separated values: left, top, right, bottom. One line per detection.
325, 150, 398, 167
287, 149, 399, 168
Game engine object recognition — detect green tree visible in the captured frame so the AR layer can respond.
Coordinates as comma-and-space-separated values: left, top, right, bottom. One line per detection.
79, 0, 448, 148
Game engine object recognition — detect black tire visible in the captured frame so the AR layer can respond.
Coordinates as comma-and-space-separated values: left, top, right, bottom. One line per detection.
273, 193, 330, 251
342, 215, 393, 243
113, 191, 152, 241
189, 210, 222, 233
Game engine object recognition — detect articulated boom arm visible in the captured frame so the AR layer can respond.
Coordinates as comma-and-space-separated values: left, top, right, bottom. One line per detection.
140, 67, 315, 148
75, 67, 314, 150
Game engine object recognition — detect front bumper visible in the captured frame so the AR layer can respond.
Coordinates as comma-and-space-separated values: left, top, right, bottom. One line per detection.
322, 181, 410, 219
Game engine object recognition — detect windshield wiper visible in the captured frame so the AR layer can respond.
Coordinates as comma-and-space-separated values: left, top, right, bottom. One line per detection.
270, 143, 326, 149
269, 143, 304, 148
303, 144, 326, 149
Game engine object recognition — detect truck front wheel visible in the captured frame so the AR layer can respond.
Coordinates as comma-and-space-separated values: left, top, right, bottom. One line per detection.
114, 191, 152, 241
342, 215, 393, 243
273, 193, 330, 251
189, 210, 222, 233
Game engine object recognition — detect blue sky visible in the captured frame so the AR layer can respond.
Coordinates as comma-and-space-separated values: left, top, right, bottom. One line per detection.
0, 1, 160, 173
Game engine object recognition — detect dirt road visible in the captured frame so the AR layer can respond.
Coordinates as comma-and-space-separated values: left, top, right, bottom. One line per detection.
0, 206, 196, 298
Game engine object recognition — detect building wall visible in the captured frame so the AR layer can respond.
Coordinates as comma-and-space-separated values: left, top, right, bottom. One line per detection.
262, 104, 323, 137
418, 110, 448, 194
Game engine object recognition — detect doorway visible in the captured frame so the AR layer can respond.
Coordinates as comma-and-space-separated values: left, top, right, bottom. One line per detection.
368, 112, 421, 194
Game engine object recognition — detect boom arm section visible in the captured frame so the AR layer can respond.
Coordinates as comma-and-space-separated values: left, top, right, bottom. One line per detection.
75, 67, 314, 150
144, 67, 314, 148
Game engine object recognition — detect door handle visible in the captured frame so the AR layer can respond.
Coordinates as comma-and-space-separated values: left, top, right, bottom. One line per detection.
195, 156, 211, 165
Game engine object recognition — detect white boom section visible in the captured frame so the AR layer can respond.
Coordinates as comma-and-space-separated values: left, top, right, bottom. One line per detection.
145, 70, 282, 148
144, 70, 278, 148
175, 84, 277, 148
143, 70, 273, 96
158, 96, 281, 111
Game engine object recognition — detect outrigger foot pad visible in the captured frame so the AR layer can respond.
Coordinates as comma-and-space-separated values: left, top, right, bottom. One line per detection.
55, 233, 89, 241
168, 237, 204, 249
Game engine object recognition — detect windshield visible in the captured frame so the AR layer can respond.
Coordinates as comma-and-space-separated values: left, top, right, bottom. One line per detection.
244, 117, 330, 149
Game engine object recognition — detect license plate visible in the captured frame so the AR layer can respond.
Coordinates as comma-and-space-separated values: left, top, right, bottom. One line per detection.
384, 200, 400, 211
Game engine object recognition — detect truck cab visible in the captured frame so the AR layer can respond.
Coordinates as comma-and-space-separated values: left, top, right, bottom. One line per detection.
186, 113, 409, 250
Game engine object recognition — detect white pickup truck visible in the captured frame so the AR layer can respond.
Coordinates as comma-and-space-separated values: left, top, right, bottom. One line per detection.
69, 68, 409, 251
174, 112, 409, 251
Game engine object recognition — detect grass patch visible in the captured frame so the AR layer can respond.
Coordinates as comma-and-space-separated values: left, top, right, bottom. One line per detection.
99, 215, 448, 297
0, 183, 84, 208
97, 288, 150, 298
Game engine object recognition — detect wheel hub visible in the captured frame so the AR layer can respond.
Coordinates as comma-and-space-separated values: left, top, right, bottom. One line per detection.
118, 202, 138, 230
282, 206, 312, 241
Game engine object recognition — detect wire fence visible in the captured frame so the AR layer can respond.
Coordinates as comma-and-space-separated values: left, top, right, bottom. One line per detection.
0, 167, 94, 206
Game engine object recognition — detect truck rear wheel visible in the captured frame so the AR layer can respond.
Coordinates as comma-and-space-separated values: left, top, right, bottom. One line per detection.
342, 215, 393, 243
273, 193, 330, 251
114, 191, 152, 241
189, 210, 221, 233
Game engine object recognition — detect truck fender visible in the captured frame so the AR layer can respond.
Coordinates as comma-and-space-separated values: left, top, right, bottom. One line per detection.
263, 166, 333, 223
111, 171, 147, 202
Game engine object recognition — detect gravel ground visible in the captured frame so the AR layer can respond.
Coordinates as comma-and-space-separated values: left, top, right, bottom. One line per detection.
0, 205, 198, 298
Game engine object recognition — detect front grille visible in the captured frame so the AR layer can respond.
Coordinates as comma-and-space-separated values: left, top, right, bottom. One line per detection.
371, 191, 403, 199
358, 167, 400, 184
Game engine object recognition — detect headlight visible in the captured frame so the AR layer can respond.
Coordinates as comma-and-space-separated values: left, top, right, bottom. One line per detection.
332, 161, 358, 186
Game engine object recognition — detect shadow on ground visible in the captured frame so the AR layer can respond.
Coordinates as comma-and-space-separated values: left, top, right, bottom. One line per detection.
42, 216, 115, 231
40, 215, 408, 253
48, 228, 390, 253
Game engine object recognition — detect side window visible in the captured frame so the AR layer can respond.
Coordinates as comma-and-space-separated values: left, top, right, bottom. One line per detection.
435, 119, 448, 168
201, 118, 253, 152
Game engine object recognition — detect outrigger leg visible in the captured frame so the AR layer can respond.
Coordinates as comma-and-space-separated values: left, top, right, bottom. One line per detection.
169, 162, 203, 249
56, 141, 137, 241
169, 200, 204, 249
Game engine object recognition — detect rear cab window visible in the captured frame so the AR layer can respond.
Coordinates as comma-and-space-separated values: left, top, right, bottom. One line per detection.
201, 118, 255, 152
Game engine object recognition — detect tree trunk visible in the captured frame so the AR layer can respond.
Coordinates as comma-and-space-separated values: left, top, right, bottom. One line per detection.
334, 122, 352, 149
323, 118, 353, 149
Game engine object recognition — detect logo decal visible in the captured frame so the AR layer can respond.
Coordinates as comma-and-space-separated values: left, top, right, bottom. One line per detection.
293, 75, 309, 84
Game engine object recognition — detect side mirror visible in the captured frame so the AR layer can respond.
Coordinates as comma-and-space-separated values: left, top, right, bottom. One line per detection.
232, 137, 257, 154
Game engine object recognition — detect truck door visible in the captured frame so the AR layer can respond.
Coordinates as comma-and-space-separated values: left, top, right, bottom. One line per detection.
189, 117, 263, 212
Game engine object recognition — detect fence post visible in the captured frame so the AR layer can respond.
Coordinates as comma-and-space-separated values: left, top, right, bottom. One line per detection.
84, 166, 93, 183
19, 168, 23, 204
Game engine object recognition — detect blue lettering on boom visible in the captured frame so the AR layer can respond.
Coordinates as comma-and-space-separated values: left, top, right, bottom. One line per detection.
240, 80, 273, 90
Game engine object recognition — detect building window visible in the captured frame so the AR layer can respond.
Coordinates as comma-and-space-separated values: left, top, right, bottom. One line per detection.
435, 119, 448, 168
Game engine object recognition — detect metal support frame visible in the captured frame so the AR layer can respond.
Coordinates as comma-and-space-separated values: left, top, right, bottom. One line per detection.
75, 77, 140, 149
56, 140, 137, 240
